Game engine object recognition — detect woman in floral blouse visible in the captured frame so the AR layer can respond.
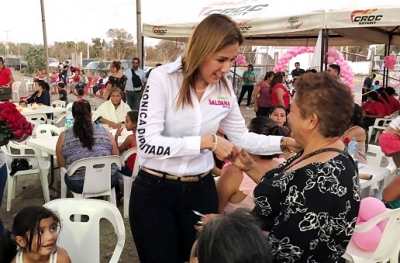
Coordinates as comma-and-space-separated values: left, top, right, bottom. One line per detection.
231, 72, 360, 262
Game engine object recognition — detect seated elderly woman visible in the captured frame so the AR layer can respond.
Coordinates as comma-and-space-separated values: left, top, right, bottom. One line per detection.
230, 72, 360, 262
56, 99, 120, 195
92, 87, 131, 129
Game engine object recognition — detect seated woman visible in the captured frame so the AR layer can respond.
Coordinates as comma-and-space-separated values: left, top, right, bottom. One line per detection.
231, 72, 360, 262
361, 91, 386, 129
385, 86, 400, 113
343, 103, 367, 164
376, 88, 391, 116
69, 71, 80, 96
78, 70, 89, 90
92, 88, 131, 129
268, 105, 287, 127
217, 117, 289, 214
26, 80, 50, 106
56, 99, 120, 195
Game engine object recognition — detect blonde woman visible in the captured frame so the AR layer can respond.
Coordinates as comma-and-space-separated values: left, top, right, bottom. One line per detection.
129, 14, 300, 263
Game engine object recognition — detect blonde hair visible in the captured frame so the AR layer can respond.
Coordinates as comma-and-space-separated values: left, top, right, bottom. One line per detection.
176, 14, 244, 109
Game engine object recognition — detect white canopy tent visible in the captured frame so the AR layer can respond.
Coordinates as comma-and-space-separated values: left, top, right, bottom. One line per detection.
142, 0, 327, 46
142, 0, 400, 46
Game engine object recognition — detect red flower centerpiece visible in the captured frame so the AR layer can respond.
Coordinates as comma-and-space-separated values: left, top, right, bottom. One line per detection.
343, 137, 351, 146
0, 101, 34, 145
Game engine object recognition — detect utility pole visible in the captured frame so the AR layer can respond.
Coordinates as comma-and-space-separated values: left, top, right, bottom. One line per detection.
5, 30, 10, 56
136, 0, 143, 68
40, 0, 50, 84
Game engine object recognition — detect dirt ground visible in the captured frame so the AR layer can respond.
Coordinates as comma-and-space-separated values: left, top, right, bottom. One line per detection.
1, 70, 365, 263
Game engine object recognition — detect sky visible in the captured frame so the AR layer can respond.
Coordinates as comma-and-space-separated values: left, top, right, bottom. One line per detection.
2, 0, 159, 46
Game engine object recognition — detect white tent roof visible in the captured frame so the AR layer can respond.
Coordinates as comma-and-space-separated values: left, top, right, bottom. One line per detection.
142, 0, 327, 46
326, 1, 400, 44
142, 0, 400, 46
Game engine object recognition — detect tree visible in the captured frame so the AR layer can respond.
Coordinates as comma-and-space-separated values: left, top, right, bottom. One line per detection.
91, 38, 106, 59
106, 28, 134, 60
146, 40, 183, 63
24, 46, 46, 75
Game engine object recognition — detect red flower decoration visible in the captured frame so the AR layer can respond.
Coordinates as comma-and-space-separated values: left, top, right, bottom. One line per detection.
0, 101, 34, 142
343, 137, 351, 145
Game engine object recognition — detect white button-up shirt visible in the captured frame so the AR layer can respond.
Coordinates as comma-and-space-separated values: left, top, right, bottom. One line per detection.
137, 57, 282, 176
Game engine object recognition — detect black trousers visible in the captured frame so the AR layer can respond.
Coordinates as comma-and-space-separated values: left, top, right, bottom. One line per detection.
129, 169, 218, 263
238, 85, 254, 106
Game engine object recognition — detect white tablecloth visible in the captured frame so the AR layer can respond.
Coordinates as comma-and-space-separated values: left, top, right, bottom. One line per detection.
19, 105, 66, 115
358, 163, 391, 191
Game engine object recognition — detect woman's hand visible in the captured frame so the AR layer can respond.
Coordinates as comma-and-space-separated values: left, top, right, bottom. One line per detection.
213, 137, 235, 160
254, 105, 258, 113
285, 137, 302, 153
230, 146, 256, 172
108, 122, 121, 129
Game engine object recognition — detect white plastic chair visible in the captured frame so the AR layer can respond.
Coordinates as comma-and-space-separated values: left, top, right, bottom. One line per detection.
52, 100, 66, 108
60, 156, 123, 205
1, 142, 50, 211
25, 113, 48, 125
368, 118, 392, 143
44, 198, 125, 263
342, 208, 400, 263
12, 81, 21, 100
118, 148, 139, 218
366, 145, 396, 173
25, 79, 34, 92
34, 124, 61, 138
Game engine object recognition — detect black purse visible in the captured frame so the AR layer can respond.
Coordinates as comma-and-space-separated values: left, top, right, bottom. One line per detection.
0, 87, 11, 101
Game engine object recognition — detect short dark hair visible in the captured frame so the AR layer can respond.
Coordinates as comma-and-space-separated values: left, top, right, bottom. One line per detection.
374, 80, 379, 85
328, 64, 340, 74
132, 57, 140, 63
295, 62, 300, 65
57, 82, 65, 88
0, 57, 3, 63
372, 73, 376, 78
386, 86, 396, 96
295, 72, 353, 137
195, 211, 272, 263
155, 63, 162, 67
368, 91, 379, 101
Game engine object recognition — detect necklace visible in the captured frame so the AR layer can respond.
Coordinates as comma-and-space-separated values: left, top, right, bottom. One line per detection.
195, 88, 206, 93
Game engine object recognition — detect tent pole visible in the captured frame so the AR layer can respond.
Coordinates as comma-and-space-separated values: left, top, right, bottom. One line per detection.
40, 0, 50, 84
319, 29, 325, 72
324, 29, 329, 71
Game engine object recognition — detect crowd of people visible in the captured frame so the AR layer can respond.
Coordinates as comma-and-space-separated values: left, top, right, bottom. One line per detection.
1, 12, 400, 263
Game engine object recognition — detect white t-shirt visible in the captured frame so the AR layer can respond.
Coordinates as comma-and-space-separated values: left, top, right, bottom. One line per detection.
137, 57, 282, 176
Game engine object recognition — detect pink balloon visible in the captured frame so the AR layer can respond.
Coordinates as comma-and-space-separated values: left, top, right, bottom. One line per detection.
352, 225, 382, 252
359, 197, 387, 222
327, 56, 335, 64
334, 52, 340, 60
390, 53, 396, 59
327, 47, 337, 56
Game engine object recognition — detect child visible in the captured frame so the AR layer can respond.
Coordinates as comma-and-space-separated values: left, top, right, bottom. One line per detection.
19, 101, 28, 107
57, 82, 68, 106
115, 110, 138, 177
76, 88, 84, 100
373, 80, 380, 90
0, 206, 71, 263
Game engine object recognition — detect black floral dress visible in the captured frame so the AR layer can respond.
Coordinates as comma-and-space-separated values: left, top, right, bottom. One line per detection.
253, 150, 360, 263
107, 75, 127, 101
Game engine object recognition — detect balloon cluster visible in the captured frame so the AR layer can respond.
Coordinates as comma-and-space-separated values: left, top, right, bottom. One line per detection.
383, 54, 397, 70
235, 55, 247, 66
352, 197, 388, 252
273, 46, 355, 93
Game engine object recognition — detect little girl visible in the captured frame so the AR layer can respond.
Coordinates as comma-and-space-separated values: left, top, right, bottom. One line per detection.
115, 110, 139, 177
0, 206, 71, 263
